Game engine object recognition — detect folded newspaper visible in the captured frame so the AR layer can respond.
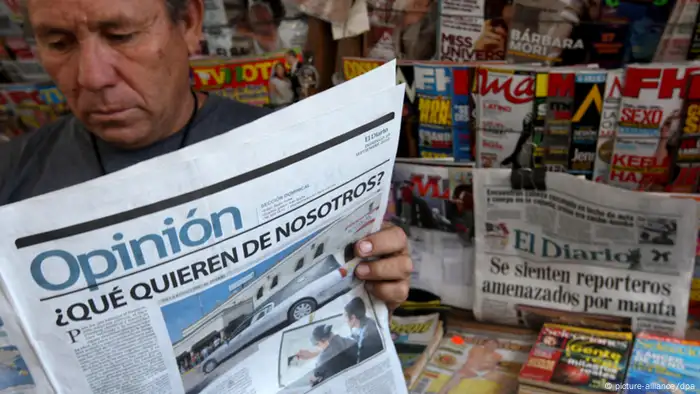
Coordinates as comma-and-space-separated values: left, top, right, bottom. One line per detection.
0, 62, 408, 394
473, 169, 697, 338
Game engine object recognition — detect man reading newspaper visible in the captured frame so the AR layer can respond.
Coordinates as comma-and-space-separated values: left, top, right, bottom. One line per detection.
0, 0, 411, 308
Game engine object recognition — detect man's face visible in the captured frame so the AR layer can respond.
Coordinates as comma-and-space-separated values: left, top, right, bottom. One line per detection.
27, 0, 203, 148
345, 313, 359, 328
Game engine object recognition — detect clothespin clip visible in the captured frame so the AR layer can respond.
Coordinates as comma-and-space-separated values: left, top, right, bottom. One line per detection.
510, 166, 547, 191
510, 147, 547, 191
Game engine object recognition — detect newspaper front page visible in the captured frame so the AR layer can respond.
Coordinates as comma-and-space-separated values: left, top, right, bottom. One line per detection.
473, 169, 697, 338
0, 63, 408, 394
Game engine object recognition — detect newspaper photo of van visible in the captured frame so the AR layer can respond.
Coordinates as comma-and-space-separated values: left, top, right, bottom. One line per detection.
162, 195, 382, 394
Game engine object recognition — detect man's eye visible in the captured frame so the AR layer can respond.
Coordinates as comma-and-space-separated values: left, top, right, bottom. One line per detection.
47, 40, 70, 51
106, 33, 134, 43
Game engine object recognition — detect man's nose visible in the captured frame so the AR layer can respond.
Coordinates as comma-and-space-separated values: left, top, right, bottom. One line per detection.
77, 39, 119, 92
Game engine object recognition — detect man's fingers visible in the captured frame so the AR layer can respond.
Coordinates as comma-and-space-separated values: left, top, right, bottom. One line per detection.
355, 253, 412, 281
355, 224, 408, 258
367, 280, 410, 309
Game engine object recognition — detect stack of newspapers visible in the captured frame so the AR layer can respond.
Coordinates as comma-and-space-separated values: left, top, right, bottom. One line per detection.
0, 62, 409, 394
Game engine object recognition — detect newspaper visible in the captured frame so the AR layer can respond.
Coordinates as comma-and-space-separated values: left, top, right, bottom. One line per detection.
0, 62, 409, 393
473, 169, 697, 338
389, 159, 474, 310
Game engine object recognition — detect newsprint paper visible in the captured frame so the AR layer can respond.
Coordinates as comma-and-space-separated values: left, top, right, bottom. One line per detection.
0, 62, 408, 394
473, 169, 697, 338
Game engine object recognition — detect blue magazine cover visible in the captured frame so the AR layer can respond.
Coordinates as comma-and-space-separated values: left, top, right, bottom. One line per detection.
414, 63, 472, 161
624, 332, 700, 394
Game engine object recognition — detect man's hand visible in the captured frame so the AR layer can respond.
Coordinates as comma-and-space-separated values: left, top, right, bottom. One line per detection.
296, 349, 319, 360
354, 222, 412, 311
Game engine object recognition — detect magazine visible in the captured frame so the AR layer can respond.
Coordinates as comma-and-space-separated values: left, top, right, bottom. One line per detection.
623, 332, 700, 394
608, 63, 697, 191
365, 0, 438, 61
568, 70, 607, 180
414, 62, 471, 160
518, 324, 633, 393
474, 64, 537, 169
0, 81, 68, 143
391, 313, 444, 388
592, 69, 624, 184
0, 62, 409, 393
411, 321, 536, 394
201, 0, 308, 58
190, 50, 305, 108
473, 169, 697, 337
437, 0, 513, 62
388, 159, 474, 310
655, 0, 700, 62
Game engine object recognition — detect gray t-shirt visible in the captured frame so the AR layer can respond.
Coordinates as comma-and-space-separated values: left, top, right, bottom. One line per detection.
0, 94, 271, 206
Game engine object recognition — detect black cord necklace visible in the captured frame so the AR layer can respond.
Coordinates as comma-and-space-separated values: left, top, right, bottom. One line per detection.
91, 89, 200, 176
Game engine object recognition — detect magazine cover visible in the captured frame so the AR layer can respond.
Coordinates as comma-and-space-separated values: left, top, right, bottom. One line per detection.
608, 63, 697, 191
0, 37, 49, 83
604, 0, 677, 64
392, 314, 442, 348
411, 323, 535, 394
506, 0, 636, 68
397, 61, 421, 158
624, 332, 700, 394
655, 0, 700, 62
666, 70, 700, 193
569, 70, 607, 179
201, 0, 308, 58
414, 63, 471, 160
342, 57, 386, 81
392, 313, 443, 387
190, 51, 304, 108
531, 71, 548, 169
365, 0, 439, 61
0, 82, 67, 142
689, 0, 700, 60
519, 323, 633, 393
438, 0, 513, 62
592, 69, 624, 183
390, 160, 474, 309
474, 65, 536, 168
543, 70, 575, 172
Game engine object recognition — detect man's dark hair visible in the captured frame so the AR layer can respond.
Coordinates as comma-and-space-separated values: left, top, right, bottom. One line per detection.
311, 324, 333, 345
286, 49, 297, 58
344, 297, 367, 320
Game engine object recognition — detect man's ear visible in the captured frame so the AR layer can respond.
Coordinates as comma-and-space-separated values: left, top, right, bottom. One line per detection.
180, 0, 204, 55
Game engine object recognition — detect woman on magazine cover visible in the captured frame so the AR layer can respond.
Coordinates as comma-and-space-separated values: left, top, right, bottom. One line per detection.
268, 62, 295, 107
438, 339, 517, 394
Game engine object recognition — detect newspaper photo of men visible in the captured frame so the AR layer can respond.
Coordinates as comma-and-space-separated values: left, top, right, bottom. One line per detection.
278, 295, 384, 393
